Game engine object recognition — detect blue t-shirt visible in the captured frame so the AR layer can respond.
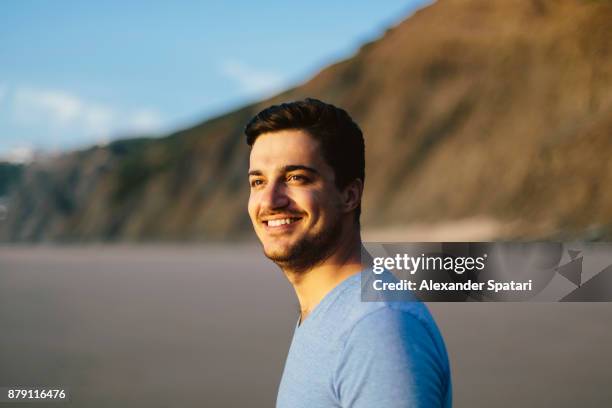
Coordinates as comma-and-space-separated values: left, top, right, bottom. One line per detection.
277, 271, 452, 407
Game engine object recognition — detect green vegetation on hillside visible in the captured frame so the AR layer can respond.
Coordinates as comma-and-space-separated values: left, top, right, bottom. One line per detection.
0, 162, 24, 196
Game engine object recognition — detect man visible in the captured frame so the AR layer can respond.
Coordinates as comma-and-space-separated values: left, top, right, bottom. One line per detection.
245, 98, 452, 407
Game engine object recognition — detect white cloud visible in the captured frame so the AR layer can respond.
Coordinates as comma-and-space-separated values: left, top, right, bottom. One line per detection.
219, 60, 286, 96
82, 104, 115, 136
127, 109, 163, 134
3, 145, 35, 164
14, 87, 85, 125
7, 86, 164, 150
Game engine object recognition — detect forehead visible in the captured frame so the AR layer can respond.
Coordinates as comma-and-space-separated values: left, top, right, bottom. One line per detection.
249, 129, 327, 172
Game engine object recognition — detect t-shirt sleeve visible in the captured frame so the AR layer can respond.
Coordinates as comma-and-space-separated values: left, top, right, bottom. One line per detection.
333, 308, 450, 408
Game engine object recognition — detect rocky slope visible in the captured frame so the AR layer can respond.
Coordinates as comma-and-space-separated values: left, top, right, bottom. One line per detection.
2, 0, 611, 242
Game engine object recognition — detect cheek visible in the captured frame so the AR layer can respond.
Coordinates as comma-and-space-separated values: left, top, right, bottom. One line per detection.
247, 194, 258, 221
318, 193, 343, 221
294, 190, 331, 223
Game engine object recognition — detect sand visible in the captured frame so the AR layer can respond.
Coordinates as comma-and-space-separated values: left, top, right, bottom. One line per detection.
1, 244, 611, 407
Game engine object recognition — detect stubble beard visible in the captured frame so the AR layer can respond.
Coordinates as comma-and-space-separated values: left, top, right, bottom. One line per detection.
262, 217, 344, 274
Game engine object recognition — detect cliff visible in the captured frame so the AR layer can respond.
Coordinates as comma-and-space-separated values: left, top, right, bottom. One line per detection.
2, 0, 611, 242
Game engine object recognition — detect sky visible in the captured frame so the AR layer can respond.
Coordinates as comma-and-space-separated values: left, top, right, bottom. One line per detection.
0, 0, 431, 162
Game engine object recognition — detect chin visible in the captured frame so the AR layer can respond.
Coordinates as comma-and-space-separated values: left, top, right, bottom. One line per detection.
263, 243, 297, 263
258, 221, 343, 271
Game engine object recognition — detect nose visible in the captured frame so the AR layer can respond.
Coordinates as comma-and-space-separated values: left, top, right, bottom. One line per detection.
260, 180, 290, 210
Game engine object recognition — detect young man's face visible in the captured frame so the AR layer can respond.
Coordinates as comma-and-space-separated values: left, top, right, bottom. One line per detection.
248, 129, 345, 269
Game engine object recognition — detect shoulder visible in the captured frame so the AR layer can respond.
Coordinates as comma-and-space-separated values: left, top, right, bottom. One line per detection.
328, 273, 450, 371
333, 306, 451, 407
332, 272, 443, 346
328, 274, 451, 407
344, 304, 448, 365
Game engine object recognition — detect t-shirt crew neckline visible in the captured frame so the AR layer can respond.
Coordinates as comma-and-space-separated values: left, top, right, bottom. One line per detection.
296, 271, 361, 329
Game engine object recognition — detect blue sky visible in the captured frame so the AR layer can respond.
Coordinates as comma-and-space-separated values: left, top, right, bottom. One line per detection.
0, 0, 430, 162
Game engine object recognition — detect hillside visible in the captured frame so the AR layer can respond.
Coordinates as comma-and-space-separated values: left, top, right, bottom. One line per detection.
0, 162, 23, 197
1, 0, 611, 242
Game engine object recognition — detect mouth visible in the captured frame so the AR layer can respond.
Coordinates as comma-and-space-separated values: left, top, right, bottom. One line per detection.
262, 216, 303, 230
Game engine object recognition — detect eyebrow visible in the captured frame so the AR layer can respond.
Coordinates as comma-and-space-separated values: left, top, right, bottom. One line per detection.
248, 165, 320, 177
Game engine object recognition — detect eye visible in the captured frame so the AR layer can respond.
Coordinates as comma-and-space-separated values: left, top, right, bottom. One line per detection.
288, 174, 308, 183
250, 179, 264, 188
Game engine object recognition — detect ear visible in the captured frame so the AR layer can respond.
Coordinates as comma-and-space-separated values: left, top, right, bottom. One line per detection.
341, 178, 363, 214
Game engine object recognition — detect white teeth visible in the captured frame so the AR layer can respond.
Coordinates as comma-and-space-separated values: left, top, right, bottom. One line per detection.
267, 218, 298, 227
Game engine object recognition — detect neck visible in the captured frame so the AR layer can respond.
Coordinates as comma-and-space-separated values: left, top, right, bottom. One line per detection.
283, 228, 364, 324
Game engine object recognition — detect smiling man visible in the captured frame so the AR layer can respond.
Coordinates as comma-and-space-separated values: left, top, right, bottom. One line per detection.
246, 98, 452, 407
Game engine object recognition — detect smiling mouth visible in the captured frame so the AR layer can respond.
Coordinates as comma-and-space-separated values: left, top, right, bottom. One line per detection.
263, 217, 302, 228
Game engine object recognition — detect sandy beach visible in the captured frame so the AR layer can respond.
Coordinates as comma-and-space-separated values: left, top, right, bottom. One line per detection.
1, 244, 611, 407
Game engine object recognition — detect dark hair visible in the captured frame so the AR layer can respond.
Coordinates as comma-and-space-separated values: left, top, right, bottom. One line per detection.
245, 98, 365, 223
